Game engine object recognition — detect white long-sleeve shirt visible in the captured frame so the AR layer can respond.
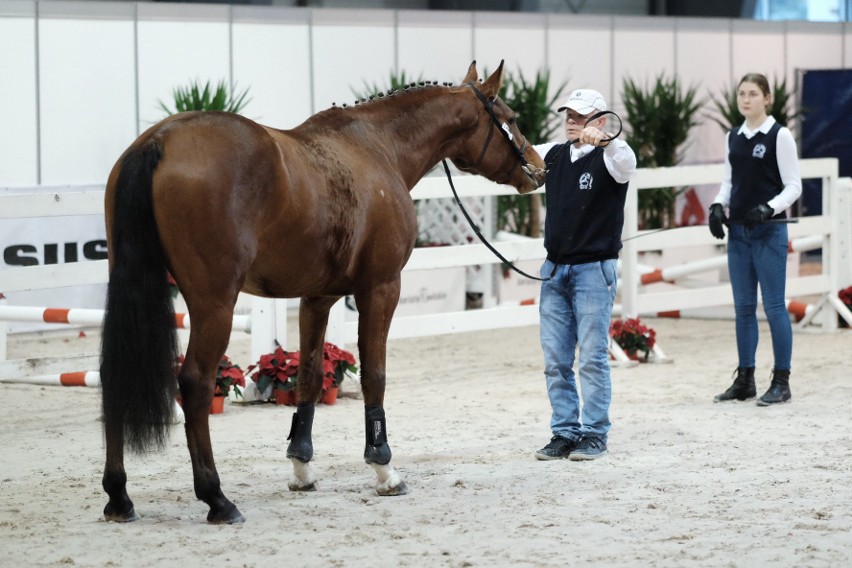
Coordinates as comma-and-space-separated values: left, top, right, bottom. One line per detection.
713, 116, 802, 214
534, 138, 637, 184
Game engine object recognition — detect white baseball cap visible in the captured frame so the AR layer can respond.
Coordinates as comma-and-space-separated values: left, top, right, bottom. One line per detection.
557, 89, 608, 114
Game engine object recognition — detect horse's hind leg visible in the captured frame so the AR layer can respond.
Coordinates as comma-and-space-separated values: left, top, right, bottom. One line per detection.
178, 305, 245, 524
355, 279, 409, 496
103, 429, 137, 522
286, 295, 339, 492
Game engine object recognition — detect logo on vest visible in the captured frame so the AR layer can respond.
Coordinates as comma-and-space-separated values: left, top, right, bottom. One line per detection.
579, 172, 593, 190
752, 144, 767, 159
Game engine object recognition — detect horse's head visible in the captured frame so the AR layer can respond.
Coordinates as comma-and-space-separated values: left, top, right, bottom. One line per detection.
451, 61, 546, 194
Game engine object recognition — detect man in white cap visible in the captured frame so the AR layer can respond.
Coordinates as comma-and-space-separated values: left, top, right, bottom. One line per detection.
532, 88, 637, 461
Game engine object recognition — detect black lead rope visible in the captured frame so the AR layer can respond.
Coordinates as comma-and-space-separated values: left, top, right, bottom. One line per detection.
442, 104, 624, 282
442, 159, 554, 282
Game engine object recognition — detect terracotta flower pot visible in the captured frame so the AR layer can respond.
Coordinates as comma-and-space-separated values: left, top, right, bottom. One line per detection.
320, 386, 339, 405
210, 395, 225, 414
274, 389, 297, 406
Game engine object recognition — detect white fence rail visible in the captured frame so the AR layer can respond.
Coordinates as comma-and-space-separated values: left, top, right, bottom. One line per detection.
2, 159, 850, 381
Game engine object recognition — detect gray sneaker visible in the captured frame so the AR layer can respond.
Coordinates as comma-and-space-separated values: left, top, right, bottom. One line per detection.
569, 437, 608, 461
535, 436, 579, 461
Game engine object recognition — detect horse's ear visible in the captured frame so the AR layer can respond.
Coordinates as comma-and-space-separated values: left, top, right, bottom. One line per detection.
480, 60, 504, 100
461, 60, 478, 85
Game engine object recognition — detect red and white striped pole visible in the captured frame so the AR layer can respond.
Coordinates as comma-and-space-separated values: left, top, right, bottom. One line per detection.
0, 306, 251, 332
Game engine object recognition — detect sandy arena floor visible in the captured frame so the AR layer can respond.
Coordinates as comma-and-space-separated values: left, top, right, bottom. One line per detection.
1, 317, 850, 567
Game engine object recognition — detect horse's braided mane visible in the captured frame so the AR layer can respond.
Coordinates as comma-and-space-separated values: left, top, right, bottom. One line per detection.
325, 80, 480, 111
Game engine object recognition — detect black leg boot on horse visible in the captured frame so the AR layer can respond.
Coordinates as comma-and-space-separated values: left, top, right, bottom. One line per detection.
713, 367, 756, 402
364, 405, 408, 496
286, 403, 318, 491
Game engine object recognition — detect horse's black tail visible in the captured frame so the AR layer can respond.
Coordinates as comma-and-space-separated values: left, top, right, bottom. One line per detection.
101, 139, 179, 454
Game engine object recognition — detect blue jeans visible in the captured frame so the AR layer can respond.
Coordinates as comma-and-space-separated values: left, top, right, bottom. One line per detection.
539, 259, 617, 443
727, 223, 792, 370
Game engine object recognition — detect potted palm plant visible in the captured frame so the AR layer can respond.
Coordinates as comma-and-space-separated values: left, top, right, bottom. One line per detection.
158, 79, 251, 116
621, 74, 704, 229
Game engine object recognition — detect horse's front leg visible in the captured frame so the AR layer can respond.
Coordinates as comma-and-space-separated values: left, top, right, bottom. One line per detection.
286, 296, 339, 492
356, 280, 409, 496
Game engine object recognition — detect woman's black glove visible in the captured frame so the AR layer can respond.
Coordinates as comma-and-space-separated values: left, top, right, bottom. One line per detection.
708, 203, 728, 239
744, 203, 773, 229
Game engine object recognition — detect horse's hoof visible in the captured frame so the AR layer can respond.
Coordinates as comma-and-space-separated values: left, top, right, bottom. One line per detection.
288, 480, 317, 492
207, 503, 245, 525
103, 502, 138, 522
376, 480, 409, 497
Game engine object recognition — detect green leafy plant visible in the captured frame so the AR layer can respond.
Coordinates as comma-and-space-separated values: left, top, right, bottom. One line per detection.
609, 317, 656, 361
707, 76, 801, 132
497, 68, 567, 237
622, 74, 704, 229
159, 79, 251, 116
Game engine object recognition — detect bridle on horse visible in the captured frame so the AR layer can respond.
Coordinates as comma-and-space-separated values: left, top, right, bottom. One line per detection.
442, 82, 622, 282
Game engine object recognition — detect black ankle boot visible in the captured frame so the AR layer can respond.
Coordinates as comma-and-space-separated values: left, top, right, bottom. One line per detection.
756, 369, 791, 406
713, 367, 756, 402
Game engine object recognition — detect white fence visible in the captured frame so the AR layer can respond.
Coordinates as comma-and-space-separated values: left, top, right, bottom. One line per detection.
1, 158, 850, 381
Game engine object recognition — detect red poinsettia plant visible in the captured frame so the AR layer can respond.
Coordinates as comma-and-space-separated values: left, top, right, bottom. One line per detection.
248, 341, 358, 399
839, 285, 852, 309
321, 342, 358, 392
609, 317, 656, 361
247, 343, 299, 396
215, 355, 246, 399
175, 354, 246, 398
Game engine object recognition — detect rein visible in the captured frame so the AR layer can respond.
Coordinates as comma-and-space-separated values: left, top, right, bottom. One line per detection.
438, 82, 554, 282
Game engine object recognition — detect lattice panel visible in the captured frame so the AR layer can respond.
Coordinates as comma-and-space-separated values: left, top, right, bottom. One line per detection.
415, 196, 491, 246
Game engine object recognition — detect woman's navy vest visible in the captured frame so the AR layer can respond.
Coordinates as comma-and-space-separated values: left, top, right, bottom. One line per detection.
728, 122, 786, 222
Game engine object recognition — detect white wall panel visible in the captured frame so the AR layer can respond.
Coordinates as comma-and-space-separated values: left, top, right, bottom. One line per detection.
136, 3, 230, 131
38, 15, 136, 185
0, 3, 848, 189
0, 8, 38, 186
786, 21, 844, 80
731, 20, 785, 82
397, 10, 473, 84
613, 16, 676, 108
232, 7, 312, 129
675, 18, 732, 164
547, 15, 613, 128
472, 12, 546, 82
311, 9, 395, 110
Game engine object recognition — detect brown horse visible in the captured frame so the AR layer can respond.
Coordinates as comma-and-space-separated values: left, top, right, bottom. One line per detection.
100, 61, 545, 524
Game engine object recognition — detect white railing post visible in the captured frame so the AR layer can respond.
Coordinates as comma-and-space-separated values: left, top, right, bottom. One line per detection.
621, 178, 640, 319
0, 295, 7, 362
325, 299, 346, 348
249, 297, 285, 363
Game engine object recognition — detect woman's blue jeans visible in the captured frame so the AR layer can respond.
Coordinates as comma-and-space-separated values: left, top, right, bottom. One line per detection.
539, 259, 617, 443
727, 223, 792, 370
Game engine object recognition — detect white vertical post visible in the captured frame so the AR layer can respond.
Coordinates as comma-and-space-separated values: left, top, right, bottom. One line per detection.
250, 297, 282, 363
326, 298, 346, 348
0, 295, 7, 362
621, 179, 640, 319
